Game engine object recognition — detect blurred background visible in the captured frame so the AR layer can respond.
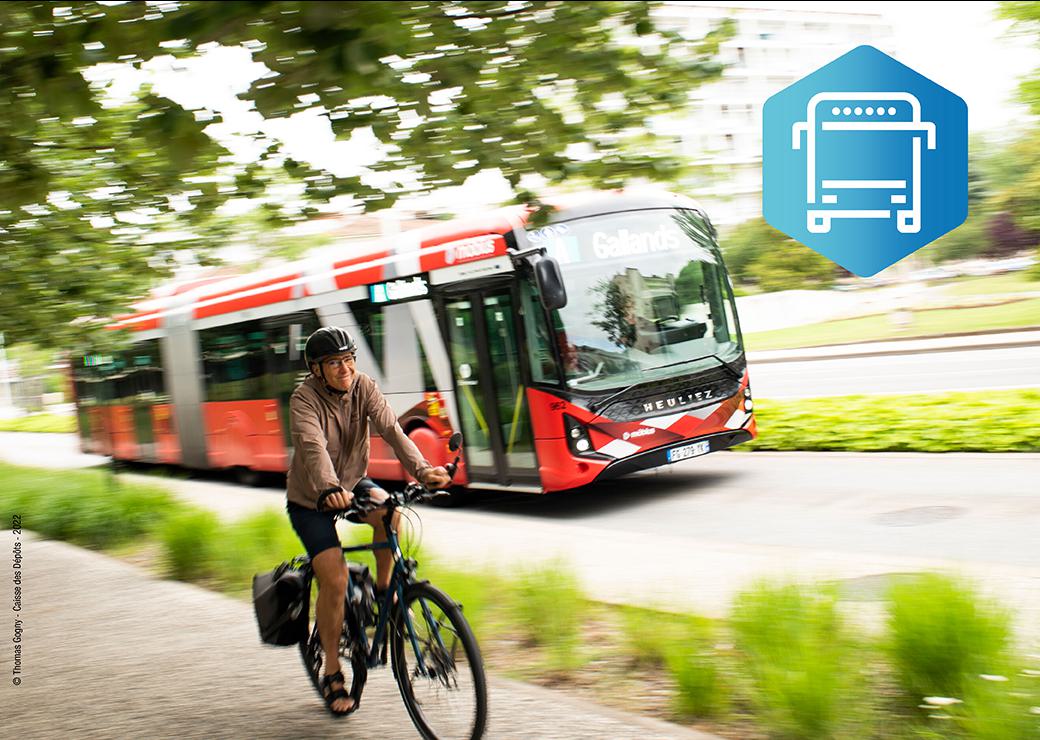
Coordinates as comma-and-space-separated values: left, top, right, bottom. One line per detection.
2, 0, 1038, 412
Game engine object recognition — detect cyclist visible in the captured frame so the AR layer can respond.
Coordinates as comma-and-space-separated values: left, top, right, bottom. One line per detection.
286, 326, 450, 716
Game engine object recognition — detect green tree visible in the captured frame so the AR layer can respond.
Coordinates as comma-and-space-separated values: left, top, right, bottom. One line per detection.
919, 209, 989, 263
0, 2, 732, 346
719, 217, 787, 285
746, 244, 837, 293
1000, 2, 1040, 114
997, 3, 1040, 273
719, 217, 836, 291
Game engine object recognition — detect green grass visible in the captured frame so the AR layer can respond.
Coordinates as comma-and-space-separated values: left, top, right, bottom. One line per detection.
731, 581, 864, 739
620, 605, 690, 667
939, 272, 1040, 298
745, 390, 1040, 453
883, 573, 1040, 739
0, 462, 184, 549
7, 461, 1038, 738
744, 296, 1040, 351
158, 507, 223, 581
664, 616, 728, 719
0, 413, 77, 433
885, 573, 1012, 703
211, 508, 305, 594
508, 561, 586, 674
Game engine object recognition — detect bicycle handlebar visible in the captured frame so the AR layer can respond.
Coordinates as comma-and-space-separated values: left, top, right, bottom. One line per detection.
315, 438, 462, 517
315, 476, 451, 517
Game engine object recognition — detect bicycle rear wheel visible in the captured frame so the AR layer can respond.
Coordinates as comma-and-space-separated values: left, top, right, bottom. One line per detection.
391, 582, 488, 740
299, 583, 367, 708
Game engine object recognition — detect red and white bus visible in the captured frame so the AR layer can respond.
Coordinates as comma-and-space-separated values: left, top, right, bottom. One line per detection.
72, 190, 756, 493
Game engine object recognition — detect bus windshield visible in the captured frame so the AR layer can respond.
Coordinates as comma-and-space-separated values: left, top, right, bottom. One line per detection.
530, 208, 743, 392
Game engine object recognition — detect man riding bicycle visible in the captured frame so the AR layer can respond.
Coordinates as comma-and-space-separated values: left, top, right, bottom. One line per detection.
285, 326, 451, 716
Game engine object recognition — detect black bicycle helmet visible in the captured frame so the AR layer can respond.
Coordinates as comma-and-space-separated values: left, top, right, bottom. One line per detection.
304, 326, 357, 366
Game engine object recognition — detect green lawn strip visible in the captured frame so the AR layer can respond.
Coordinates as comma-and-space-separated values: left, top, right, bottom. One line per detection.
0, 461, 187, 549
746, 390, 1040, 453
744, 296, 1040, 351
939, 272, 1040, 298
0, 413, 77, 433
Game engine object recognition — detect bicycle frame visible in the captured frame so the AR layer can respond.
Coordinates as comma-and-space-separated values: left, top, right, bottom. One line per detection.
304, 503, 449, 676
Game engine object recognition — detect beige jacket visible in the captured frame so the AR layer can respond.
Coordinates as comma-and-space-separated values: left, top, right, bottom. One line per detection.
286, 373, 431, 509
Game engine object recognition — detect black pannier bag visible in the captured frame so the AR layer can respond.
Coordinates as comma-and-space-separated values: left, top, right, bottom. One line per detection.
252, 562, 307, 646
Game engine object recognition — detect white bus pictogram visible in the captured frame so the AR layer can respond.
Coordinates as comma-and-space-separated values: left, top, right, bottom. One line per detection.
792, 92, 936, 235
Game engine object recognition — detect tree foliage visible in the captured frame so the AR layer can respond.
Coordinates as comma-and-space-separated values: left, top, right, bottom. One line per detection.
718, 217, 836, 291
996, 3, 1040, 271
1000, 2, 1040, 115
0, 1, 732, 346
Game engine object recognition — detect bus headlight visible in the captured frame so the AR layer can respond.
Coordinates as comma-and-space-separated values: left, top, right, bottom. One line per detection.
743, 387, 753, 412
564, 415, 594, 456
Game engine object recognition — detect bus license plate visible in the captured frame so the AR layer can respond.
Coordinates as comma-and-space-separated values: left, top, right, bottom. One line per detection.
667, 440, 711, 462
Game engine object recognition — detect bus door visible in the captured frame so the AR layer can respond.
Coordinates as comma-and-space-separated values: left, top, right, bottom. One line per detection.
441, 284, 539, 487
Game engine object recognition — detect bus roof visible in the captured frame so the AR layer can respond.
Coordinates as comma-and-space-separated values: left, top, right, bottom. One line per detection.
111, 189, 704, 331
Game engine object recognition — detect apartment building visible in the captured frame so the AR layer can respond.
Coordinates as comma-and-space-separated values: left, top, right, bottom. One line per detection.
653, 2, 896, 226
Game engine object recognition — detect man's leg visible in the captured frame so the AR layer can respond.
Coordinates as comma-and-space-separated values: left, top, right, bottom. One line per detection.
311, 546, 354, 712
361, 488, 400, 591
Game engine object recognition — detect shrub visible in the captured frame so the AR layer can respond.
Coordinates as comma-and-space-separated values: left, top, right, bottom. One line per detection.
0, 463, 180, 549
732, 581, 858, 738
886, 573, 1012, 702
159, 507, 222, 582
620, 606, 679, 667
665, 616, 727, 719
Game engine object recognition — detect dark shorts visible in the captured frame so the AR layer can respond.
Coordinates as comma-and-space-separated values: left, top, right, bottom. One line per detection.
286, 477, 382, 559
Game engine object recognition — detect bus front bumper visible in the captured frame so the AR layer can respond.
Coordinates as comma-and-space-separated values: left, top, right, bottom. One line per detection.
595, 429, 754, 481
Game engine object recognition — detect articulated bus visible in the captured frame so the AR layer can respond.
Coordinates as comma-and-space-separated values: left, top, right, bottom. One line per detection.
71, 191, 756, 494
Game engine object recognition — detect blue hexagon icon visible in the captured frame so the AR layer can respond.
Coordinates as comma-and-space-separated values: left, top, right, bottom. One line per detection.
763, 45, 967, 277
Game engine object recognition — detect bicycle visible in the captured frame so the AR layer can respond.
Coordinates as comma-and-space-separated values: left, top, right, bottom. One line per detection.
291, 433, 488, 740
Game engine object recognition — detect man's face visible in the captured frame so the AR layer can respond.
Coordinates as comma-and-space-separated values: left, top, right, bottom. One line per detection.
317, 352, 356, 392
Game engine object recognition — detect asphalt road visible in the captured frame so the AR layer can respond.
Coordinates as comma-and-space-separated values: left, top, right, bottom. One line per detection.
748, 344, 1040, 397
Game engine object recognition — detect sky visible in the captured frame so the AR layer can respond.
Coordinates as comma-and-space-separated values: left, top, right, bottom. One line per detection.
94, 1, 1040, 220
783, 0, 1039, 133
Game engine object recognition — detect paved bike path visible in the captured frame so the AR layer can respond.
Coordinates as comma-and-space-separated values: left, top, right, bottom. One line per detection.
1, 533, 718, 740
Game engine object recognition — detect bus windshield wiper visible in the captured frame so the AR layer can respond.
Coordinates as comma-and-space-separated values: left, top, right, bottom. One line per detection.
647, 353, 742, 381
588, 354, 741, 416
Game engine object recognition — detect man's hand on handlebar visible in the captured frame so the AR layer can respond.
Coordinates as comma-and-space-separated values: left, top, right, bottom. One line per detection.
419, 466, 451, 489
321, 488, 354, 511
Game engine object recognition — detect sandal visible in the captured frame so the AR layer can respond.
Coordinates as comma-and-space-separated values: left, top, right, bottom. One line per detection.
321, 670, 356, 717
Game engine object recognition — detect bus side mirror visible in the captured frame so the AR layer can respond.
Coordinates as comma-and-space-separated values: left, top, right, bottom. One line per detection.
448, 432, 463, 452
535, 257, 567, 311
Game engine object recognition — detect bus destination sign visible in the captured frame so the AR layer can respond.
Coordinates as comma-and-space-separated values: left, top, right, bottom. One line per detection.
370, 275, 430, 304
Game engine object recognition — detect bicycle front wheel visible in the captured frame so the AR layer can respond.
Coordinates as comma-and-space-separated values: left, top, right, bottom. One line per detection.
391, 582, 488, 740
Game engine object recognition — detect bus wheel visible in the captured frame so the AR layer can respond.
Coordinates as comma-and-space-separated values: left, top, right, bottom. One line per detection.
428, 486, 471, 508
234, 466, 262, 487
